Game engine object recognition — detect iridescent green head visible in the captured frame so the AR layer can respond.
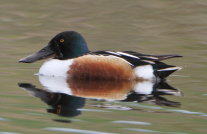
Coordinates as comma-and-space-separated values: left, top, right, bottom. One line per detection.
19, 31, 89, 63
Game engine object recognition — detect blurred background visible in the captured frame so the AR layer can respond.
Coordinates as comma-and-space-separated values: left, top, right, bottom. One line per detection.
0, 0, 206, 134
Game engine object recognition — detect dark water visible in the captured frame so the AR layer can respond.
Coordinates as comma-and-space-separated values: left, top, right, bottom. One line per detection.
0, 0, 207, 134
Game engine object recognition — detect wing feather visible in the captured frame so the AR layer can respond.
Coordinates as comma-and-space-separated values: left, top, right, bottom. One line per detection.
89, 50, 182, 67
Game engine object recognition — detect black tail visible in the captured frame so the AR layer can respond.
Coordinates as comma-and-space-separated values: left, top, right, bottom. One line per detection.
153, 62, 182, 79
152, 54, 182, 61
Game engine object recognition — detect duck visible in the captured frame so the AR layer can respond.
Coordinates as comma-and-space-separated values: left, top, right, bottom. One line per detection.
19, 31, 182, 81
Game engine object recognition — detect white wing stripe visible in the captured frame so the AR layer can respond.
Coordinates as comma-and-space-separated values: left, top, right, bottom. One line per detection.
116, 52, 140, 59
158, 67, 182, 71
140, 56, 158, 59
141, 60, 155, 64
105, 51, 121, 56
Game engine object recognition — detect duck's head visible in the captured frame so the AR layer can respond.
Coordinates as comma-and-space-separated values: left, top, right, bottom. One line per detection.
19, 31, 89, 63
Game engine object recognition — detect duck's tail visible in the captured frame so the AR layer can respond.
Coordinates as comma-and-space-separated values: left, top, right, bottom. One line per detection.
153, 62, 182, 79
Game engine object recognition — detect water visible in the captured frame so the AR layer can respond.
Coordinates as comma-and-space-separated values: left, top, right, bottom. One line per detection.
0, 0, 207, 134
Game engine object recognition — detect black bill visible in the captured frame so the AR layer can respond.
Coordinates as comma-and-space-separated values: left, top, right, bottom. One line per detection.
19, 45, 55, 63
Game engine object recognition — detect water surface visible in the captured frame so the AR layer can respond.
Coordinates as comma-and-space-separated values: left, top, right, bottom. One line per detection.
0, 0, 206, 134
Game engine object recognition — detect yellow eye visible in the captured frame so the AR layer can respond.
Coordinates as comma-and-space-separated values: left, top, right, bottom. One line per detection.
60, 39, 64, 43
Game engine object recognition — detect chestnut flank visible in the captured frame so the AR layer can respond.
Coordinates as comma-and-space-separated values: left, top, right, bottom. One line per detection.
68, 55, 134, 80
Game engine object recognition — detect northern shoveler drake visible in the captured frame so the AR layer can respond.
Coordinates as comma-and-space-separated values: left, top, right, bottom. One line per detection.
19, 31, 182, 81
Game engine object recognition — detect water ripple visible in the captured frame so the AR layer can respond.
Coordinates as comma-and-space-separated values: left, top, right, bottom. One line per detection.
0, 132, 20, 134
166, 109, 207, 117
44, 127, 117, 134
125, 128, 188, 134
112, 120, 151, 125
0, 117, 8, 121
78, 108, 111, 112
129, 104, 163, 110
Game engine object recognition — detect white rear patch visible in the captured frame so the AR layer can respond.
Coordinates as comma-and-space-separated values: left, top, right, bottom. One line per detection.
39, 59, 74, 77
134, 65, 154, 80
133, 81, 154, 94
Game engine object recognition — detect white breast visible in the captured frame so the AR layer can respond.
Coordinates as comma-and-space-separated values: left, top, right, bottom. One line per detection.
38, 59, 74, 77
39, 75, 72, 95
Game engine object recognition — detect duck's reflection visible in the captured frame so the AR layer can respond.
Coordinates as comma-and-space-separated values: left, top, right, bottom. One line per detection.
18, 75, 182, 117
18, 83, 85, 117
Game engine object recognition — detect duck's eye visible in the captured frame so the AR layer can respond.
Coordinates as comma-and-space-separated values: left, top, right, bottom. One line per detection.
60, 39, 64, 43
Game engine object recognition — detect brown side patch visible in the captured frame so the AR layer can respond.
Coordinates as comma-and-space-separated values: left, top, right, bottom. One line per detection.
67, 79, 134, 100
68, 55, 134, 80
